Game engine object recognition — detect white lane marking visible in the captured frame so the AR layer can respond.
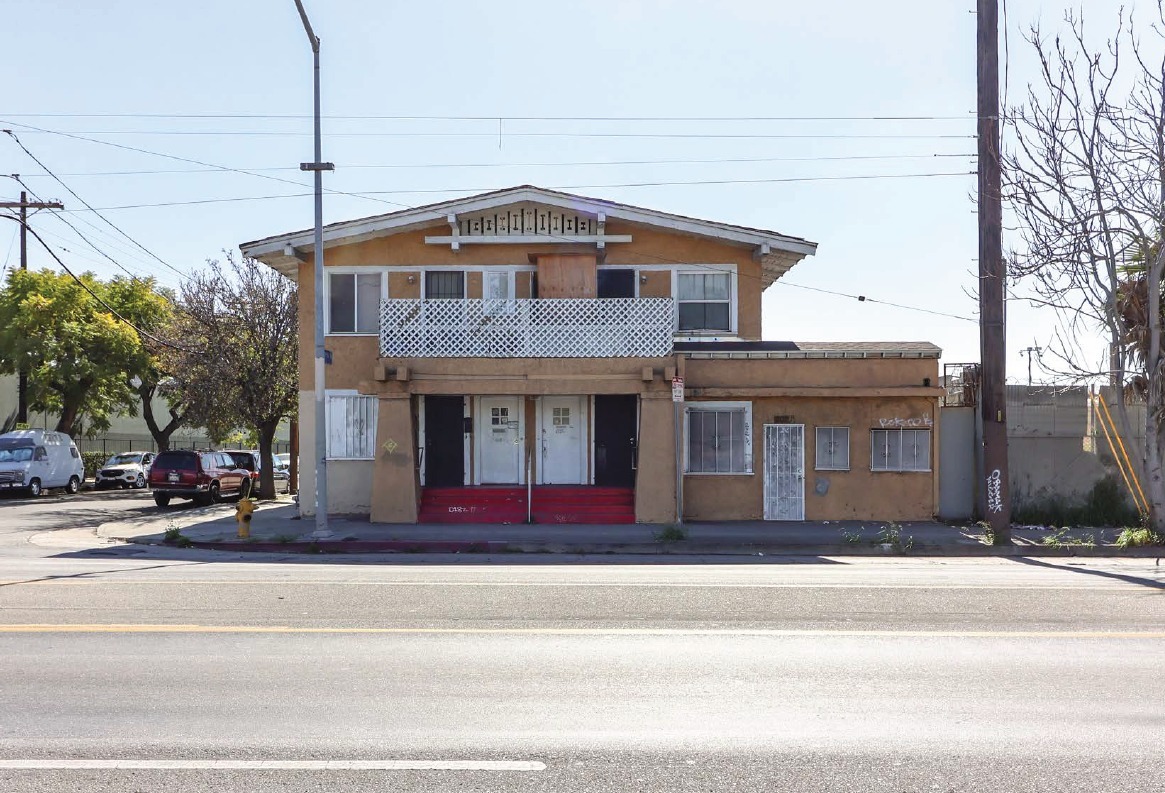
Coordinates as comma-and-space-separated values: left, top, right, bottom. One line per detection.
0, 580, 1147, 591
0, 759, 546, 771
1, 624, 1163, 639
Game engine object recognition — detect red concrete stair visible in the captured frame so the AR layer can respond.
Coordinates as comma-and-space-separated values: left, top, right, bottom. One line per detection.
418, 486, 635, 524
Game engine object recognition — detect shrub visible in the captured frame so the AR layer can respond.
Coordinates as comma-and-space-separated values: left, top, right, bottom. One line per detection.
1012, 477, 1140, 528
81, 451, 108, 480
1115, 528, 1164, 548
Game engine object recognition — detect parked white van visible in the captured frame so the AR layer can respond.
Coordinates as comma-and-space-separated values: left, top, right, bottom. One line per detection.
0, 430, 85, 497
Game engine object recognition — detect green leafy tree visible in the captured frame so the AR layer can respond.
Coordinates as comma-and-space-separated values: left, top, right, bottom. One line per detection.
163, 254, 297, 499
0, 268, 151, 437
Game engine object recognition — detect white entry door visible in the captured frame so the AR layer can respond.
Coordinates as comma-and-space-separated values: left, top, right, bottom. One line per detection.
478, 396, 522, 484
764, 424, 805, 520
540, 396, 586, 484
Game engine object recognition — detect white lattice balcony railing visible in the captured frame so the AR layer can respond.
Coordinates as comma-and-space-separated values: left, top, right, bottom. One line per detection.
380, 298, 675, 358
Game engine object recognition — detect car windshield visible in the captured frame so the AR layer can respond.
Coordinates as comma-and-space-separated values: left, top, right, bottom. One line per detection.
0, 447, 33, 463
274, 454, 290, 468
107, 453, 143, 466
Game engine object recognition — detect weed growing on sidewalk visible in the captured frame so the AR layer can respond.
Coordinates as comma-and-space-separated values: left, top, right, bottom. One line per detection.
1115, 527, 1164, 548
162, 523, 192, 548
840, 529, 863, 544
876, 522, 913, 552
272, 534, 298, 545
654, 524, 688, 543
1041, 528, 1096, 549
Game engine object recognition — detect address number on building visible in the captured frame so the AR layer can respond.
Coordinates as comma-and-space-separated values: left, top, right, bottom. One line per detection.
672, 377, 684, 403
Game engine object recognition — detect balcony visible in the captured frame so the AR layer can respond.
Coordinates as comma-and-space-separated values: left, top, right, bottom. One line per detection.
379, 298, 675, 358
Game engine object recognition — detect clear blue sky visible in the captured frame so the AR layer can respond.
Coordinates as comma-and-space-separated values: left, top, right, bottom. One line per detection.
0, 0, 1133, 383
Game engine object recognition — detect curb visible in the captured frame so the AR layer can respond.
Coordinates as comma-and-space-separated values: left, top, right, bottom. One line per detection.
156, 538, 1165, 558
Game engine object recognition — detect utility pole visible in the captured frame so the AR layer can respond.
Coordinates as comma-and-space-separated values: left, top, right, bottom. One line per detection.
977, 0, 1011, 543
1, 184, 64, 426
1020, 345, 1042, 386
292, 1, 335, 538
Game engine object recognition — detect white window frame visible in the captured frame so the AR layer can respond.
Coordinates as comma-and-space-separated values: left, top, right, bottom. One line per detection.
672, 268, 737, 336
815, 426, 851, 471
483, 269, 517, 315
324, 268, 388, 336
684, 401, 753, 475
870, 429, 931, 472
325, 389, 378, 461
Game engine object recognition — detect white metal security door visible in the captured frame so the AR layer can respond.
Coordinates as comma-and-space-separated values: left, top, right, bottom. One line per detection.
764, 424, 805, 520
478, 396, 521, 483
540, 396, 586, 484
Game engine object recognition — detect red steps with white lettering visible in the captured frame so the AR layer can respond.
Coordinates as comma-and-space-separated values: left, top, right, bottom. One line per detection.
418, 486, 635, 524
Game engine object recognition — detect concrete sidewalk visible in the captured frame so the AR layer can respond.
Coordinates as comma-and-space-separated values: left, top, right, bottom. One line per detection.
91, 497, 1161, 557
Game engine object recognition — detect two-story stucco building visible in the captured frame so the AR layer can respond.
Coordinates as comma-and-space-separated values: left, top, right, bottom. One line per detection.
241, 186, 942, 525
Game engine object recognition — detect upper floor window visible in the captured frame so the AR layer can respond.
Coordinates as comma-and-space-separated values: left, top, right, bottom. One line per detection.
677, 272, 732, 332
425, 270, 466, 299
328, 271, 383, 334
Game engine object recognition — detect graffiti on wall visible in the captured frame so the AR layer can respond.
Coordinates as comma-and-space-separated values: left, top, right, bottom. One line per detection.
878, 416, 934, 428
986, 469, 1004, 514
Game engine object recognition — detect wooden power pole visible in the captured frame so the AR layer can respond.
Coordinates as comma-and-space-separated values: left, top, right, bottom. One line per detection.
1, 186, 64, 425
976, 0, 1012, 542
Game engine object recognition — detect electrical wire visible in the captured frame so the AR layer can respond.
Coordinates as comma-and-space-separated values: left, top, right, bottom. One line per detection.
20, 223, 202, 353
4, 132, 187, 279
0, 112, 983, 121
11, 129, 976, 141
63, 171, 973, 213
39, 152, 977, 178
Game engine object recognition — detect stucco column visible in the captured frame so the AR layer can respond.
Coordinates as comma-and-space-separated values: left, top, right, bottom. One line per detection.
370, 393, 419, 523
635, 393, 678, 523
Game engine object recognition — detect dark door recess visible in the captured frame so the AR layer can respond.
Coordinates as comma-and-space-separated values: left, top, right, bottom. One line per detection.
594, 394, 638, 487
597, 269, 636, 298
425, 396, 465, 487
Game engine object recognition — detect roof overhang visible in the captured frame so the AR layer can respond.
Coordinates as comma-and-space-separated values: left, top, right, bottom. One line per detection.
240, 186, 818, 282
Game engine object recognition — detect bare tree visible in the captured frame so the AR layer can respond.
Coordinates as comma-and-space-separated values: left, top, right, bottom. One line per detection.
1005, 5, 1165, 528
164, 254, 297, 499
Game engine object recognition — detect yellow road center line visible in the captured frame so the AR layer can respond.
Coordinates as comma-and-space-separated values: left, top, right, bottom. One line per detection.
1, 624, 1163, 638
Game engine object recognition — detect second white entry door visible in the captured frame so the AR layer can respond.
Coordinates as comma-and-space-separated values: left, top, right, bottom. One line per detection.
540, 396, 587, 484
479, 396, 521, 484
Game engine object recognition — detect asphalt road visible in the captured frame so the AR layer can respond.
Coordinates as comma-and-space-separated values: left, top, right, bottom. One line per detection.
0, 494, 1163, 791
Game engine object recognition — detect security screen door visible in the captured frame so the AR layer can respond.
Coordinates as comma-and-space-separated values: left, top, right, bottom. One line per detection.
764, 424, 805, 520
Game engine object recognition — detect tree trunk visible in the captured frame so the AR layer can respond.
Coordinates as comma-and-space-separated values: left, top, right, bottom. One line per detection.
139, 385, 184, 452
256, 423, 278, 500
55, 401, 79, 437
1146, 246, 1165, 531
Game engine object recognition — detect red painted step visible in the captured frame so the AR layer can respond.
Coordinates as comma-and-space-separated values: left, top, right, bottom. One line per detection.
419, 486, 635, 524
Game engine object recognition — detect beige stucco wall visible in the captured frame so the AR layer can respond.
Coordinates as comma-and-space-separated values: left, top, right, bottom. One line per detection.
294, 390, 374, 517
683, 394, 939, 522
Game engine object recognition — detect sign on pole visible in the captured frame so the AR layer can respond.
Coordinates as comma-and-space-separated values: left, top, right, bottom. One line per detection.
672, 376, 684, 403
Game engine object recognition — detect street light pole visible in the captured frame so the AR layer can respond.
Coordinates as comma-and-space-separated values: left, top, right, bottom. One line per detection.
292, 1, 334, 538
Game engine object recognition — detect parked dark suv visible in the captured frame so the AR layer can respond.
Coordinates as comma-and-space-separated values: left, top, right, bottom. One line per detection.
148, 450, 249, 507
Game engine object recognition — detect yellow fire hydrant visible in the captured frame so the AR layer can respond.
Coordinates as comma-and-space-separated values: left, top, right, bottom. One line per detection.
236, 497, 256, 539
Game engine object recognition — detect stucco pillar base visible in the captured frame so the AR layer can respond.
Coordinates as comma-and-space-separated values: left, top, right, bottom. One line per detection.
371, 394, 419, 523
635, 393, 678, 523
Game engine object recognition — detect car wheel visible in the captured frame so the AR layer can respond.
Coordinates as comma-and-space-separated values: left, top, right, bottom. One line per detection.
153, 493, 171, 508
207, 482, 221, 504
65, 476, 81, 495
135, 473, 146, 489
27, 479, 42, 497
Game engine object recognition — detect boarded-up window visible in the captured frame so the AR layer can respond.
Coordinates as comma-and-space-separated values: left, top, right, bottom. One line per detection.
327, 393, 378, 460
871, 429, 930, 472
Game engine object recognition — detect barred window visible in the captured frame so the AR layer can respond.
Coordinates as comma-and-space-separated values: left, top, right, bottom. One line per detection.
326, 393, 378, 460
686, 402, 752, 474
870, 429, 931, 472
815, 427, 850, 471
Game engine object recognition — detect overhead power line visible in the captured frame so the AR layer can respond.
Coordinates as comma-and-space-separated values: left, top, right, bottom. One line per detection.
4, 131, 187, 279
36, 152, 977, 178
10, 129, 976, 141
0, 112, 982, 122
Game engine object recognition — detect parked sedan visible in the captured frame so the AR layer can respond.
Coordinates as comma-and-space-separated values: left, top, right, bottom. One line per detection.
94, 451, 154, 490
147, 449, 249, 507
